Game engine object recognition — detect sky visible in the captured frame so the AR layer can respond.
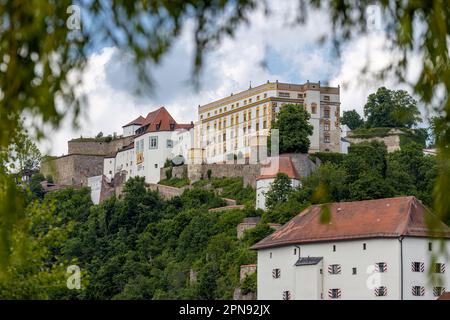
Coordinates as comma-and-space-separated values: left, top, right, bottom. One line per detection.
38, 1, 422, 156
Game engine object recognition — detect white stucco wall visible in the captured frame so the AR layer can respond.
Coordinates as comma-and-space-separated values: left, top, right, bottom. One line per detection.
304, 89, 321, 152
103, 157, 115, 180
256, 178, 300, 211
257, 237, 450, 300
123, 124, 140, 137
401, 237, 450, 300
135, 131, 177, 183
114, 148, 135, 181
87, 175, 102, 205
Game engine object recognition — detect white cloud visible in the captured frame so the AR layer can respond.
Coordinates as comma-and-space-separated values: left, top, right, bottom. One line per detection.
38, 1, 424, 156
330, 32, 423, 118
39, 1, 335, 156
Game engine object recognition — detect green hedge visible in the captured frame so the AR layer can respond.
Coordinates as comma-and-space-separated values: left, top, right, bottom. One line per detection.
310, 152, 346, 165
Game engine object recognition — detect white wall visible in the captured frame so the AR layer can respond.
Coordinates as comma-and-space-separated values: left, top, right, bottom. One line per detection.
304, 89, 321, 152
257, 238, 401, 300
123, 124, 140, 137
87, 175, 102, 205
115, 148, 135, 181
257, 237, 450, 300
135, 131, 176, 183
256, 178, 300, 211
295, 262, 323, 300
402, 237, 450, 300
103, 157, 115, 180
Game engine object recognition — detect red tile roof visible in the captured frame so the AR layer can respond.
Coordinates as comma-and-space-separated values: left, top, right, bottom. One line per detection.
251, 196, 450, 250
122, 116, 145, 127
134, 106, 192, 136
175, 123, 194, 130
257, 156, 300, 180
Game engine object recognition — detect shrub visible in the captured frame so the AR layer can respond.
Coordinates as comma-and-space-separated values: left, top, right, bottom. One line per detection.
165, 167, 173, 180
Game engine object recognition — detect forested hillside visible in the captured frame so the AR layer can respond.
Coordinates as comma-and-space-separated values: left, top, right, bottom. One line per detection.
0, 177, 269, 299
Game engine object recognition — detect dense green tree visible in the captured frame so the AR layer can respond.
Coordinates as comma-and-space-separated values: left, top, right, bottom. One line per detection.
4, 0, 450, 274
242, 223, 276, 246
341, 109, 364, 130
342, 141, 388, 181
270, 104, 313, 153
265, 173, 294, 210
0, 200, 76, 299
364, 87, 422, 128
349, 171, 395, 200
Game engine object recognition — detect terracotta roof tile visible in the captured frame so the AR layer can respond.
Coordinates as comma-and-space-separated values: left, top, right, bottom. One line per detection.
122, 116, 145, 127
257, 156, 300, 180
135, 107, 182, 136
251, 196, 450, 250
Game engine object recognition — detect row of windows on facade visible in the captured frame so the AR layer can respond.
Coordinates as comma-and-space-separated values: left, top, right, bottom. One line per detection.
205, 120, 269, 135
271, 262, 388, 279
201, 94, 334, 121
281, 286, 446, 300
135, 137, 174, 152
270, 242, 437, 259
202, 102, 332, 122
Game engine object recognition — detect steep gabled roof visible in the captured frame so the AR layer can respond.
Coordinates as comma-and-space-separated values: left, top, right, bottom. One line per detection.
122, 116, 145, 127
257, 156, 300, 180
251, 196, 450, 250
135, 106, 193, 136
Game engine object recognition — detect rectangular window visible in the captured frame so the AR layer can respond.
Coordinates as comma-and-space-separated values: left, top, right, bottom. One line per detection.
434, 287, 446, 297
149, 136, 158, 149
294, 248, 297, 255
329, 289, 341, 299
328, 264, 341, 275
375, 286, 387, 297
412, 286, 424, 296
376, 262, 387, 273
324, 122, 330, 131
412, 262, 424, 272
264, 93, 267, 98
429, 242, 433, 251
278, 92, 290, 98
282, 291, 291, 300
324, 95, 330, 101
352, 268, 357, 275
270, 252, 272, 259
272, 268, 281, 279
363, 243, 366, 250
324, 108, 330, 118
324, 134, 330, 143
435, 263, 445, 273
154, 164, 158, 168
166, 139, 173, 148
297, 93, 303, 98
263, 121, 267, 129
333, 245, 336, 252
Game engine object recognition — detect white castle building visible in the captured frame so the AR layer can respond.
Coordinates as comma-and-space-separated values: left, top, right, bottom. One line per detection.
252, 196, 450, 300
194, 80, 341, 164
101, 80, 342, 184
103, 107, 194, 183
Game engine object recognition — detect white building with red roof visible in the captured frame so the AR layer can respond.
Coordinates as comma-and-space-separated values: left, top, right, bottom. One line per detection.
252, 196, 450, 300
256, 156, 301, 211
103, 106, 194, 183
